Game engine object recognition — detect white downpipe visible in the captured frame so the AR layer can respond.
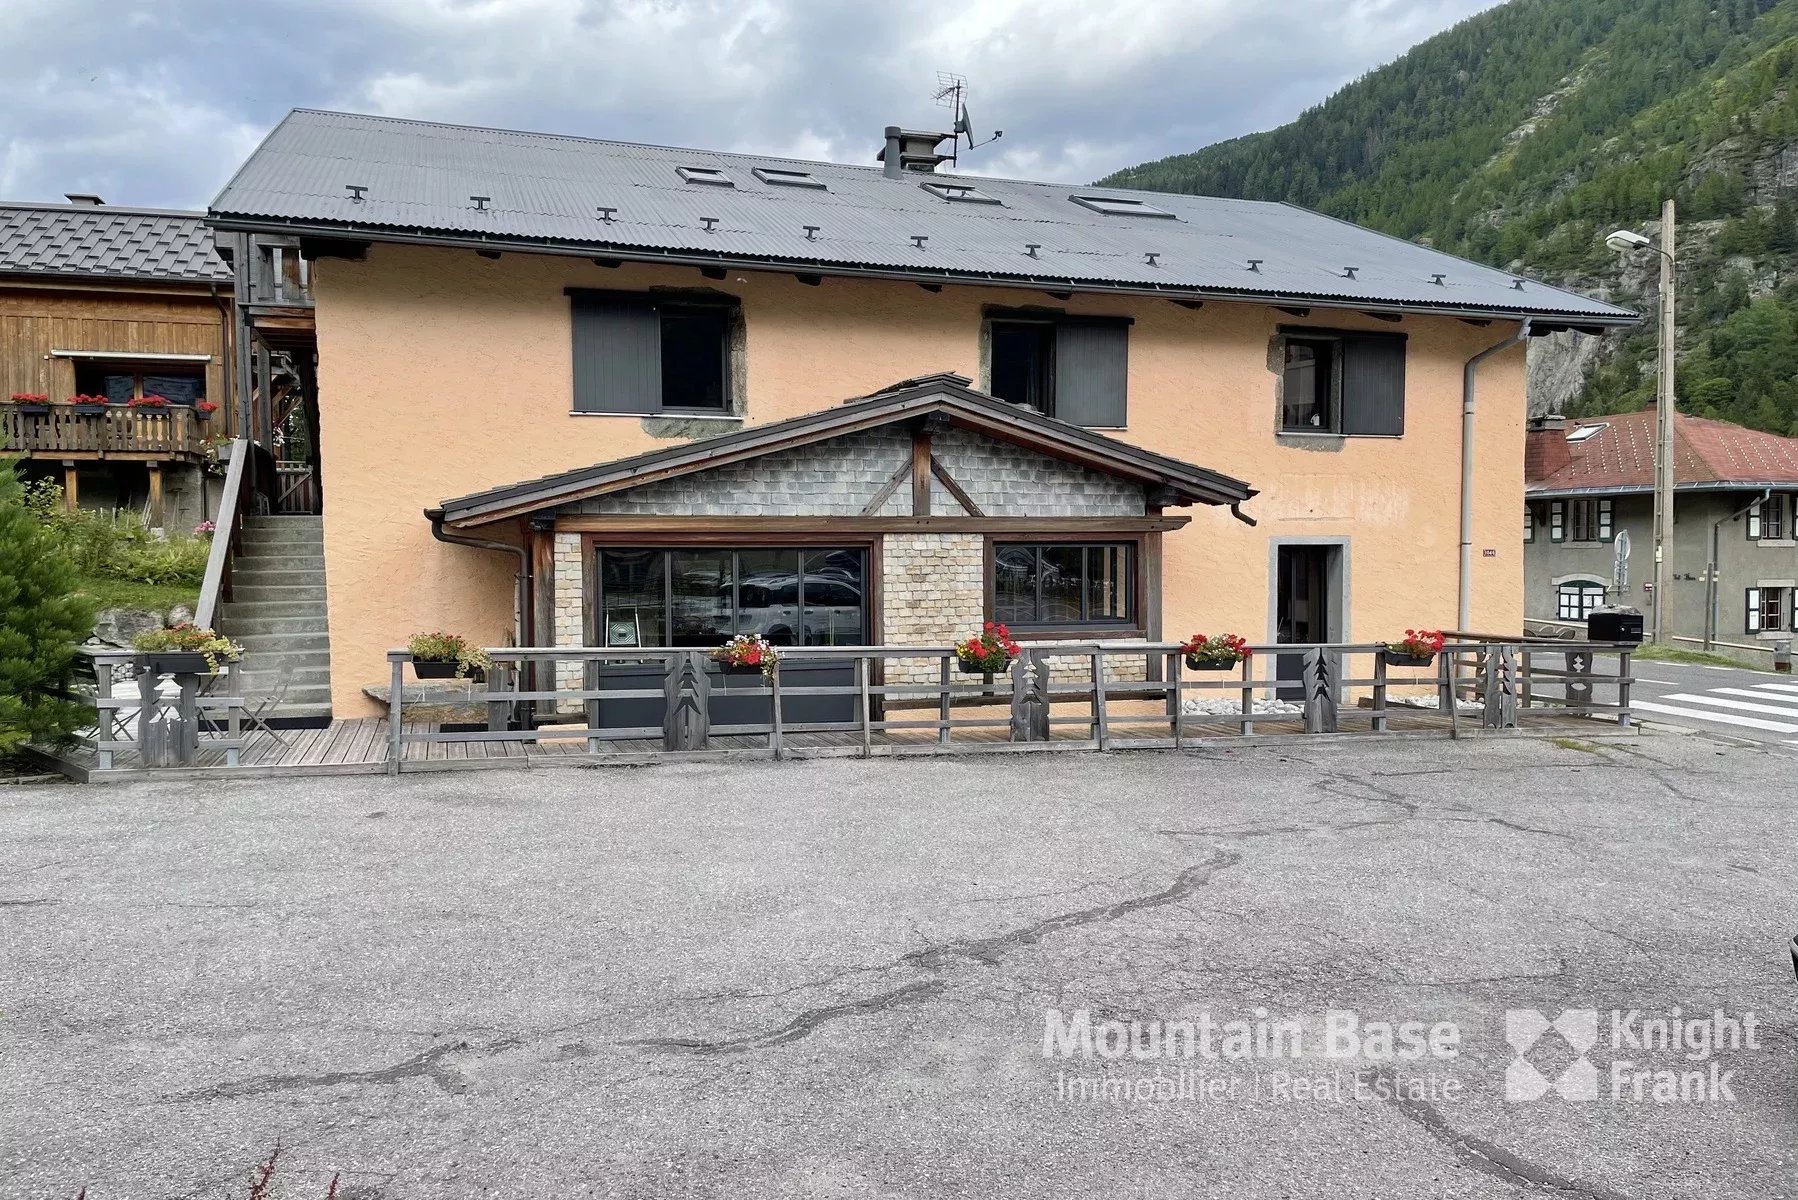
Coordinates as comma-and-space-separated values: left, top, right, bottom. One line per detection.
1459, 319, 1531, 630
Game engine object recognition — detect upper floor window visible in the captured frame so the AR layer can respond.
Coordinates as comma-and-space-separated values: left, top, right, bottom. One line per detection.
568, 290, 737, 416
1549, 498, 1612, 543
1748, 495, 1791, 541
1278, 329, 1406, 437
987, 313, 1129, 429
73, 360, 206, 406
993, 542, 1135, 630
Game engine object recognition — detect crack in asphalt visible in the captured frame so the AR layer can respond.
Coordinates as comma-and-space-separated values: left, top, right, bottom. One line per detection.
166, 1038, 520, 1103
0, 897, 54, 908
630, 851, 1242, 1055
1368, 1068, 1634, 1200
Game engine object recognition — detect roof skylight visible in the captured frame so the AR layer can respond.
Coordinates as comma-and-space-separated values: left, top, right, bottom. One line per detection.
1070, 194, 1176, 219
676, 166, 734, 187
1567, 423, 1607, 443
753, 167, 826, 190
920, 180, 1002, 205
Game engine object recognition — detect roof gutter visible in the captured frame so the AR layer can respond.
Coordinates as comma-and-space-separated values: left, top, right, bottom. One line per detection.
427, 507, 532, 649
1460, 318, 1531, 630
203, 215, 1642, 329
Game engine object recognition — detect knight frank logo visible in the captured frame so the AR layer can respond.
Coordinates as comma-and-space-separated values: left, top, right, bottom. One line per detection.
1505, 1009, 1600, 1101
1505, 1007, 1759, 1103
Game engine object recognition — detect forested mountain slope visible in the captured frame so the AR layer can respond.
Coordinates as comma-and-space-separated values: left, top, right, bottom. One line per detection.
1102, 0, 1798, 432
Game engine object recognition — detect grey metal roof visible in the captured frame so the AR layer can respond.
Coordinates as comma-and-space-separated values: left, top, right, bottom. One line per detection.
213, 109, 1636, 327
0, 202, 232, 283
434, 373, 1256, 526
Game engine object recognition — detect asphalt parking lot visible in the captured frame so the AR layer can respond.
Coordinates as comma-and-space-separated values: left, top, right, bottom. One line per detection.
4, 734, 1795, 1198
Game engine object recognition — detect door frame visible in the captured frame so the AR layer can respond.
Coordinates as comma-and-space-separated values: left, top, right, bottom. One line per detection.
1265, 537, 1351, 647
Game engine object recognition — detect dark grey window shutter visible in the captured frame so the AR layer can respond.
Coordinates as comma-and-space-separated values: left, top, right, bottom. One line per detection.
1339, 334, 1406, 437
1053, 321, 1129, 428
571, 292, 661, 413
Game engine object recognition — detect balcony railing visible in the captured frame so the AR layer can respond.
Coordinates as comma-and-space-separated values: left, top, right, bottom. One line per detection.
0, 405, 209, 460
249, 236, 313, 308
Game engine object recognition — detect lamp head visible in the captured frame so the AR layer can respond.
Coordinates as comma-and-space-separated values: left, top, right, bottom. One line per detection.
1605, 229, 1652, 253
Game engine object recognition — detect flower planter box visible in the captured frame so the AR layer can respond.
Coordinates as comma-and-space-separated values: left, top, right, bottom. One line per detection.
959, 657, 1012, 675
138, 651, 214, 675
71, 404, 107, 416
14, 404, 50, 416
411, 658, 460, 679
1383, 650, 1436, 668
1184, 654, 1241, 671
718, 661, 768, 680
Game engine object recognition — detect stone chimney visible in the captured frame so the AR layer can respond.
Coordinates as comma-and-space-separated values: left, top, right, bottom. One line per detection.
1525, 413, 1572, 481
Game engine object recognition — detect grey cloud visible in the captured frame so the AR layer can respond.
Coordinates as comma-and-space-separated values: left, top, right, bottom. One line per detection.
0, 0, 1502, 209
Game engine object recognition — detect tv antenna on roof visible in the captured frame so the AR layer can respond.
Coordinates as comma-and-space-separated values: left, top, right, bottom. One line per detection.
934, 72, 1003, 168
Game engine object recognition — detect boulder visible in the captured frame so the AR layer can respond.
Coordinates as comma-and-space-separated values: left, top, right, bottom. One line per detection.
91, 608, 164, 649
167, 604, 194, 628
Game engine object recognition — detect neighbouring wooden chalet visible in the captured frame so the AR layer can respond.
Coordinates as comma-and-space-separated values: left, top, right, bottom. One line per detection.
0, 197, 239, 527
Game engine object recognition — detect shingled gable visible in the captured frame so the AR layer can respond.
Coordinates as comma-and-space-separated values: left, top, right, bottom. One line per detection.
431, 374, 1256, 527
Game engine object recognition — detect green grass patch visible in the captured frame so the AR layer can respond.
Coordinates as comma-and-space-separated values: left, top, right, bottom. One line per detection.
1631, 643, 1759, 670
72, 576, 198, 615
1550, 736, 1602, 753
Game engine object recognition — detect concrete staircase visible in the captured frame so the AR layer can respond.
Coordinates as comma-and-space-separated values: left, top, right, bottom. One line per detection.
219, 515, 332, 725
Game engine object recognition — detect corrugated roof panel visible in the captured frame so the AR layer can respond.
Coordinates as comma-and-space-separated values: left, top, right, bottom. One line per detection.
0, 203, 231, 282
210, 109, 1636, 323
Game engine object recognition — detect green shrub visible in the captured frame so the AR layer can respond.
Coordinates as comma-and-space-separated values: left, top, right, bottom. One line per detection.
0, 462, 96, 752
21, 480, 207, 588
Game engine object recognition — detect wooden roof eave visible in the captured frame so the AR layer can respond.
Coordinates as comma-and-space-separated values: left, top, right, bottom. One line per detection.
435, 382, 1254, 529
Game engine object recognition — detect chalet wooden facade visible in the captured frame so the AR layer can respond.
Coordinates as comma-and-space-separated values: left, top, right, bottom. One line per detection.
0, 198, 239, 527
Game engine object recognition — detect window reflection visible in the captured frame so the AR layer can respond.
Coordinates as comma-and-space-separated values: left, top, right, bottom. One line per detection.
596, 547, 866, 649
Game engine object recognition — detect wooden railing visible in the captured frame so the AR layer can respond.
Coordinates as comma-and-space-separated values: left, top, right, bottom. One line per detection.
57, 650, 245, 770
382, 639, 1636, 772
249, 236, 313, 308
194, 439, 251, 630
274, 460, 319, 514
0, 405, 208, 459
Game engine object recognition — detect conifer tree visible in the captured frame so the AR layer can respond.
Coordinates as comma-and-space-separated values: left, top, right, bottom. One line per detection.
0, 462, 95, 753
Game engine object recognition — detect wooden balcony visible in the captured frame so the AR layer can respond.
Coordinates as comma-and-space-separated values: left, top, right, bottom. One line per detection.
0, 405, 210, 462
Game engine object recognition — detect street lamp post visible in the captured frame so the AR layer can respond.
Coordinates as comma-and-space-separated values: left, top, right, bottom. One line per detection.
1604, 199, 1677, 643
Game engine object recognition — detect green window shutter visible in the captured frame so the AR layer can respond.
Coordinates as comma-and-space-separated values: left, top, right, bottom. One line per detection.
1052, 320, 1129, 428
1746, 588, 1762, 634
1339, 333, 1406, 437
570, 292, 662, 414
1550, 501, 1565, 542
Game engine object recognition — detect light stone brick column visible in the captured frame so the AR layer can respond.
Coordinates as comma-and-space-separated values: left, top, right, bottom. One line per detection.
553, 532, 584, 695
881, 533, 985, 685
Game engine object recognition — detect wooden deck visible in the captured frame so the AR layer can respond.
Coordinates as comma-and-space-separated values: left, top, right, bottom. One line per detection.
31, 701, 1630, 783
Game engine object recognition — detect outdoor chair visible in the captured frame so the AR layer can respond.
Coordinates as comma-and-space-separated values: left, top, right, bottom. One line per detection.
203, 662, 294, 752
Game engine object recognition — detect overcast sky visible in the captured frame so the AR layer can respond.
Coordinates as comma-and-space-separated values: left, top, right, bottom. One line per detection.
0, 0, 1503, 210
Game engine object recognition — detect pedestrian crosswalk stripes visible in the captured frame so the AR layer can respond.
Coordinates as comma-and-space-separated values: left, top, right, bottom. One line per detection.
1631, 700, 1798, 734
1711, 687, 1798, 705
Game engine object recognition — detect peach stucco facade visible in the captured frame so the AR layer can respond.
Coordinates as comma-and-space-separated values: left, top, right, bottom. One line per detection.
312, 243, 1526, 716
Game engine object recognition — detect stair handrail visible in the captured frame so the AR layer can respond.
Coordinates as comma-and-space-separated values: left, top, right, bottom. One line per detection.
195, 438, 251, 630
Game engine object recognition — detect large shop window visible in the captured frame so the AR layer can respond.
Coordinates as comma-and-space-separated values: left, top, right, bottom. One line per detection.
595, 547, 866, 647
570, 290, 735, 415
1279, 330, 1406, 437
993, 542, 1134, 629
